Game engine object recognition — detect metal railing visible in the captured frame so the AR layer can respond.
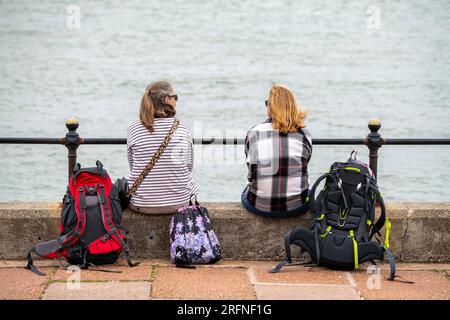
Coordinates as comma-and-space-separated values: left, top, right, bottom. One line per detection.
1, 118, 449, 180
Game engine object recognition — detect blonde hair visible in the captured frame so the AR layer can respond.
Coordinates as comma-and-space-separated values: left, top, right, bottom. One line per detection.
140, 80, 176, 133
268, 84, 307, 133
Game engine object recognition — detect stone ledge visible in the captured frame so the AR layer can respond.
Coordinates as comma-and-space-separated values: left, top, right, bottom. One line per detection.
0, 202, 449, 262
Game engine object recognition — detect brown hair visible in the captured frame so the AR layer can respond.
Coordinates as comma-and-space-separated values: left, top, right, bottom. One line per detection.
140, 80, 176, 132
268, 83, 307, 134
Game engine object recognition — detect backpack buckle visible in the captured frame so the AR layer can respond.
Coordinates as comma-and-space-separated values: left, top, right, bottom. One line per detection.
101, 228, 117, 242
86, 184, 98, 195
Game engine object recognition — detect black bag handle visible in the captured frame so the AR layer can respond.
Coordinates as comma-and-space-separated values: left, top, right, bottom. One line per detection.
189, 194, 199, 206
73, 163, 81, 173
349, 150, 358, 161
96, 160, 103, 170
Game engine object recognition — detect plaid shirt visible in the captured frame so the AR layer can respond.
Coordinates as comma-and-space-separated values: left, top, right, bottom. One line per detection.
244, 119, 312, 212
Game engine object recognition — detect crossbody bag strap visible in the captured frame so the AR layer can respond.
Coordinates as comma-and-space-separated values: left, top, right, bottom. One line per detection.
127, 118, 180, 197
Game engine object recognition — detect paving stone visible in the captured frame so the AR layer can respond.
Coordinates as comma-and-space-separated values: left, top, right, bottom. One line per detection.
251, 266, 349, 285
2, 260, 450, 300
358, 263, 450, 272
52, 264, 152, 282
0, 260, 60, 268
353, 270, 450, 300
114, 259, 162, 266
0, 267, 53, 300
152, 267, 255, 300
212, 260, 280, 268
42, 281, 151, 300
141, 259, 278, 269
254, 284, 361, 300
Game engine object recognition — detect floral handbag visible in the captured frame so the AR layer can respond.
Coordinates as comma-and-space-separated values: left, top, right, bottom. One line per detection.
169, 198, 222, 266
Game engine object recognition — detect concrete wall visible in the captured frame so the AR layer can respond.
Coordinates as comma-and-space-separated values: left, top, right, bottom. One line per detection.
0, 202, 448, 262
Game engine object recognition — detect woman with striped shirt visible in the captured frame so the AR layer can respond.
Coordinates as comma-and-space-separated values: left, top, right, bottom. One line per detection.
127, 80, 198, 214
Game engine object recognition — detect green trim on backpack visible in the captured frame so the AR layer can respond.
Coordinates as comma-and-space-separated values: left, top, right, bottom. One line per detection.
349, 230, 359, 270
320, 225, 332, 238
384, 217, 391, 250
344, 167, 361, 173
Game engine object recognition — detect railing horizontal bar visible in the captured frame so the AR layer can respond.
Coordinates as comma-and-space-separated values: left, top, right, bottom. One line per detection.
82, 138, 367, 145
313, 139, 366, 145
81, 138, 126, 144
0, 137, 449, 145
0, 138, 64, 144
383, 139, 450, 145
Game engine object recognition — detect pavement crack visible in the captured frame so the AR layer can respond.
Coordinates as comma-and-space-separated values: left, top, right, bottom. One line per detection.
149, 265, 158, 299
345, 272, 363, 300
150, 265, 157, 282
399, 208, 412, 262
39, 267, 57, 300
245, 268, 259, 299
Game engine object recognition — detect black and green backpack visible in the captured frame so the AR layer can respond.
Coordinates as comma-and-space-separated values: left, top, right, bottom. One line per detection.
271, 152, 412, 283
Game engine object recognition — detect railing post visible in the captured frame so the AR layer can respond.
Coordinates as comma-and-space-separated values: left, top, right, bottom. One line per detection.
65, 118, 80, 180
366, 119, 383, 178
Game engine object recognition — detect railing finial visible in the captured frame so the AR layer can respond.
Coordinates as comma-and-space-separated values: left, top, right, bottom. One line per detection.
65, 118, 81, 180
65, 117, 79, 132
366, 119, 383, 178
368, 118, 381, 132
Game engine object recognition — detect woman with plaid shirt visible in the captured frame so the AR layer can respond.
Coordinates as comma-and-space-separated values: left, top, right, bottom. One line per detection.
241, 84, 312, 218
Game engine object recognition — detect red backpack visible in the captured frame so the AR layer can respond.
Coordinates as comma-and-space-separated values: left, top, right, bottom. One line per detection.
26, 161, 138, 275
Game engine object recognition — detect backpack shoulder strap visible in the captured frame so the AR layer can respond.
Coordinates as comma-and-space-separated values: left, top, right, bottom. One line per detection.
368, 184, 386, 240
26, 188, 88, 276
270, 232, 294, 273
309, 173, 332, 219
366, 185, 413, 284
98, 185, 139, 267
309, 172, 340, 219
269, 229, 317, 273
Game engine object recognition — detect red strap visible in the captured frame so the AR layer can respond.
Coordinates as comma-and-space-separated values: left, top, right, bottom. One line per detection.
61, 186, 87, 247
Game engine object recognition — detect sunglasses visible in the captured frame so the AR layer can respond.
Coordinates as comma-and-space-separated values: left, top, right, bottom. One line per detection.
170, 94, 178, 102
265, 99, 269, 107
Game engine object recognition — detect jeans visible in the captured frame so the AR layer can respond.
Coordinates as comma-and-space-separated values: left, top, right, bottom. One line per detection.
240, 187, 310, 218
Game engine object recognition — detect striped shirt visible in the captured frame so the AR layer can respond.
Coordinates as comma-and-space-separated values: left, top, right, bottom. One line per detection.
244, 119, 313, 212
127, 117, 198, 208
